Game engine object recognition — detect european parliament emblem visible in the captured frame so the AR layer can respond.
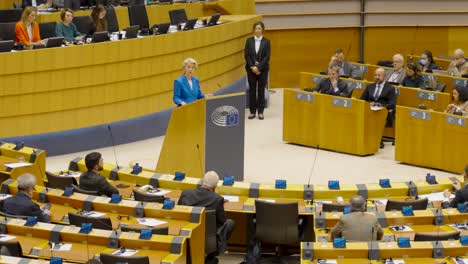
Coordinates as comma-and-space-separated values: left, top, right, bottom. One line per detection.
211, 106, 239, 127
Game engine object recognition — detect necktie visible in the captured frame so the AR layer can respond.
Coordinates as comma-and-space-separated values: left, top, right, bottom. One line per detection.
374, 84, 381, 100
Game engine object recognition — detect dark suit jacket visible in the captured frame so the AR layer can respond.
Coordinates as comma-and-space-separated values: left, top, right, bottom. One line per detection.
22, 0, 48, 7
2, 192, 50, 222
313, 78, 348, 97
79, 171, 119, 197
447, 185, 468, 208
360, 82, 396, 110
244, 36, 270, 73
178, 188, 226, 228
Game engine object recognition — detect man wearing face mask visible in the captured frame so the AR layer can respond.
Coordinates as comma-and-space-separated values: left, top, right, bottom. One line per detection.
79, 152, 119, 197
447, 49, 468, 77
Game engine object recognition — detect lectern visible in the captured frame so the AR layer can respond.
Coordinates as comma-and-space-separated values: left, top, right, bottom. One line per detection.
156, 93, 245, 180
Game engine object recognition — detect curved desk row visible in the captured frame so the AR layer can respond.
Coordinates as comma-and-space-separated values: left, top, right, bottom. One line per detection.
1, 178, 205, 264
0, 216, 186, 263
0, 14, 261, 138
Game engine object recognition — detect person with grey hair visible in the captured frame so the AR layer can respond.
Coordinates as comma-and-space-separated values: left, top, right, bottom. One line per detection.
178, 171, 235, 263
448, 49, 468, 77
173, 58, 206, 106
331, 195, 383, 241
385, 54, 406, 84
1, 173, 50, 222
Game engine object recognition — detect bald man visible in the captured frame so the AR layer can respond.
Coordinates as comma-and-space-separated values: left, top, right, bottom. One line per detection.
331, 195, 383, 241
178, 171, 235, 263
385, 54, 406, 84
447, 49, 468, 77
361, 68, 396, 110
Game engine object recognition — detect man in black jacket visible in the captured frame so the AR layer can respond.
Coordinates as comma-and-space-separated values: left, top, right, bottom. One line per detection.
178, 171, 235, 263
360, 68, 396, 110
79, 152, 119, 197
443, 164, 468, 208
305, 66, 349, 97
2, 173, 50, 222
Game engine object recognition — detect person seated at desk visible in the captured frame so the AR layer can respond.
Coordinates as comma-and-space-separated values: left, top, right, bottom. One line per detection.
15, 7, 47, 49
329, 48, 353, 77
79, 152, 119, 197
22, 0, 52, 9
443, 164, 468, 208
1, 173, 51, 223
173, 57, 206, 106
444, 86, 468, 116
418, 50, 441, 72
178, 171, 235, 263
401, 62, 424, 89
385, 54, 406, 84
447, 49, 468, 77
305, 66, 348, 97
361, 68, 396, 110
91, 4, 108, 33
331, 195, 383, 241
55, 8, 83, 43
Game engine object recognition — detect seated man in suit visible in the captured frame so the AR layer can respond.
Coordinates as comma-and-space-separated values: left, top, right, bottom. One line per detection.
331, 195, 383, 241
305, 66, 349, 97
178, 171, 235, 263
385, 54, 406, 84
22, 0, 52, 9
329, 48, 353, 77
2, 173, 50, 222
443, 164, 468, 208
79, 152, 119, 197
447, 49, 468, 77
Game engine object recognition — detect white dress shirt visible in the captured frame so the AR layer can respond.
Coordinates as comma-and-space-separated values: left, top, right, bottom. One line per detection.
188, 79, 193, 90
387, 70, 401, 83
26, 24, 33, 43
254, 36, 262, 54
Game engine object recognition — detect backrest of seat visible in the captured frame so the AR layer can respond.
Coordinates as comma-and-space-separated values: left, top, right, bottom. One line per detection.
132, 190, 164, 203
205, 209, 217, 255
322, 203, 347, 213
39, 21, 57, 39
414, 231, 460, 241
68, 212, 113, 230
120, 224, 169, 235
100, 253, 149, 264
0, 241, 22, 257
72, 184, 99, 195
385, 198, 428, 211
46, 172, 76, 190
0, 22, 17, 41
128, 5, 149, 30
255, 200, 299, 244
0, 9, 22, 23
105, 6, 119, 33
72, 16, 94, 36
168, 9, 187, 25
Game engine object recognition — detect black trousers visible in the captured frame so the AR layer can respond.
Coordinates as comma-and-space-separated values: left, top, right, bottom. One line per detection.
247, 70, 268, 114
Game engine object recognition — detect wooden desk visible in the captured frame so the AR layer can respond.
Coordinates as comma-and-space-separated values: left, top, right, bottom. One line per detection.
283, 89, 387, 156
395, 106, 468, 174
0, 142, 46, 185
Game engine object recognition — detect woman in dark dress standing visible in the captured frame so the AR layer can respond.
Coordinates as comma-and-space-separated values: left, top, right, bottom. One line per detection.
244, 21, 270, 120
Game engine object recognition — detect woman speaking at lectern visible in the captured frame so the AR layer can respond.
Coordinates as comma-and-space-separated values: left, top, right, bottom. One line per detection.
173, 58, 206, 106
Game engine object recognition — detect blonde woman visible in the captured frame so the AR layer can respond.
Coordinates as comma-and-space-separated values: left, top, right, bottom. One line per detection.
15, 7, 45, 47
173, 58, 206, 106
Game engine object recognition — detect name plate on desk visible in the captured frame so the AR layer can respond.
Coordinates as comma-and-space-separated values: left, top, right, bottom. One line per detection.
332, 98, 352, 108
344, 80, 364, 90
446, 116, 466, 127
417, 91, 437, 101
312, 76, 323, 83
453, 78, 468, 88
351, 64, 368, 73
409, 109, 430, 120
296, 92, 315, 102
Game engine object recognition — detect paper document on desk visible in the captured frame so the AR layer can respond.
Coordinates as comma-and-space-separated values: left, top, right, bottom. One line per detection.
51, 243, 72, 251
418, 192, 454, 201
385, 260, 405, 264
317, 260, 337, 264
0, 194, 12, 201
82, 211, 106, 218
59, 171, 81, 178
0, 234, 16, 241
370, 105, 385, 111
112, 249, 138, 256
137, 218, 168, 227
222, 195, 239, 202
147, 189, 171, 196
390, 225, 413, 232
453, 257, 468, 264
449, 223, 468, 231
4, 162, 32, 168
257, 199, 275, 203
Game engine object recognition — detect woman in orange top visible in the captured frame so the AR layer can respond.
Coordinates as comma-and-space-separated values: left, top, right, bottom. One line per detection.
15, 7, 44, 47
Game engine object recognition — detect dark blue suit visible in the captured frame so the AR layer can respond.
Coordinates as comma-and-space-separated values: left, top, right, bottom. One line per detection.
173, 75, 204, 106
2, 192, 50, 222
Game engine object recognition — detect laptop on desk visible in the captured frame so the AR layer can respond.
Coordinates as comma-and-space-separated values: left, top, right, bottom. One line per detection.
124, 25, 139, 39
91, 31, 109, 43
46, 37, 64, 48
207, 13, 221, 26
0, 40, 14, 53
154, 23, 170, 35
183, 19, 197, 31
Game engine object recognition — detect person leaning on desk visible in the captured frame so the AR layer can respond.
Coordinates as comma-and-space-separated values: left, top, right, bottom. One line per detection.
173, 58, 209, 106
401, 62, 424, 89
444, 86, 468, 116
55, 8, 83, 43
91, 4, 108, 33
443, 164, 468, 208
304, 65, 349, 97
15, 7, 47, 49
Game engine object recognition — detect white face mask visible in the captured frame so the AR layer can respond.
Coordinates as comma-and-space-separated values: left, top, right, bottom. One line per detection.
419, 58, 428, 65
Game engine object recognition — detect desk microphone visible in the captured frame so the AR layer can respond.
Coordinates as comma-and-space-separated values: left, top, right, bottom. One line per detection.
306, 145, 320, 189
107, 125, 120, 170
196, 144, 204, 178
